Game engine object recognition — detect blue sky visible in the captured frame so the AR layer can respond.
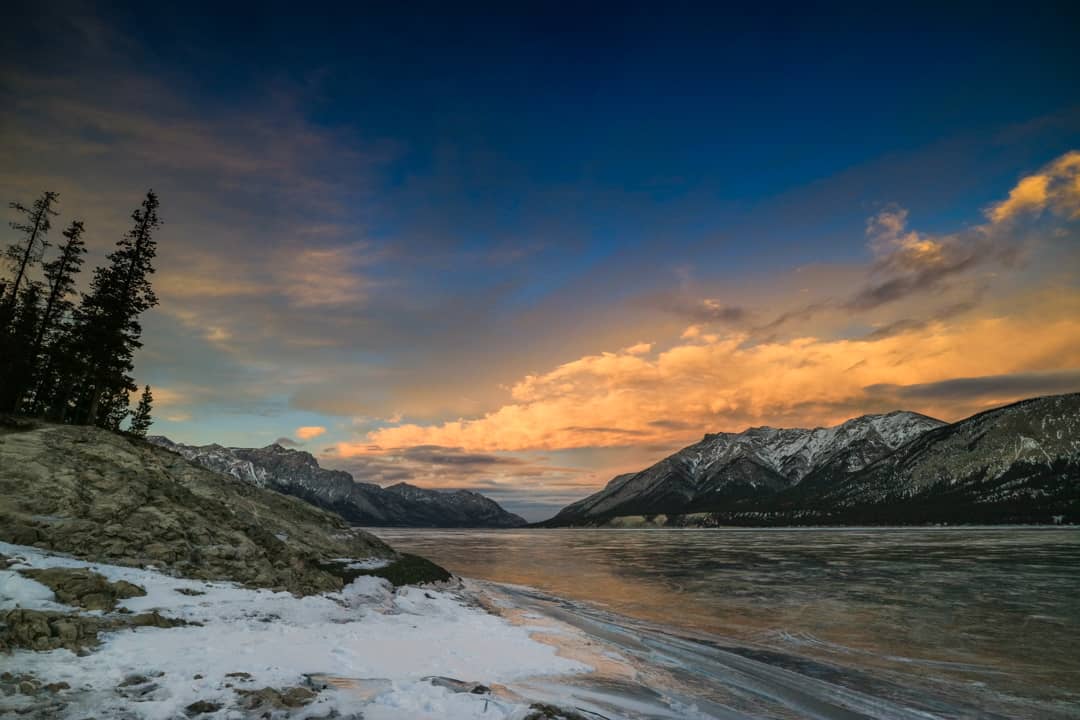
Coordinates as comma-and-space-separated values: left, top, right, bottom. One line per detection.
3, 2, 1079, 519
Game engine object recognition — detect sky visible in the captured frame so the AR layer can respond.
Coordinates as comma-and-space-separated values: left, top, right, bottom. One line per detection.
2, 3, 1079, 520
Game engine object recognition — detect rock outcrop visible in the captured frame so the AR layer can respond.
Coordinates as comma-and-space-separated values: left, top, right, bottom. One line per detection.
17, 567, 146, 611
0, 608, 193, 653
0, 421, 399, 595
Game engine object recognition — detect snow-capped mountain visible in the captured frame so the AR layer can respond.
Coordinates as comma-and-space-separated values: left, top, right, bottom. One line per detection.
551, 411, 944, 522
548, 394, 1080, 525
813, 393, 1080, 517
148, 438, 527, 528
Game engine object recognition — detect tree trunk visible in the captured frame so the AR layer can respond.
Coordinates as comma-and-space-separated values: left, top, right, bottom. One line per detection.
85, 386, 103, 427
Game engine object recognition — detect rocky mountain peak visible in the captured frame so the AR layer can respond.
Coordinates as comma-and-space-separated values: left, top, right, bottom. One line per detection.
685, 409, 945, 484
551, 407, 947, 523
547, 394, 1079, 526
149, 438, 527, 528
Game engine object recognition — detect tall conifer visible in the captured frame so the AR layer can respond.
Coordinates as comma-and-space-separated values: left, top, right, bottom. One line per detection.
26, 221, 87, 413
1, 283, 44, 411
70, 191, 160, 426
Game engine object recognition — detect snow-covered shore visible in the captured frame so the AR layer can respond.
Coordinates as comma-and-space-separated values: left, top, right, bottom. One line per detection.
5, 538, 1019, 720
2, 423, 669, 718
0, 541, 594, 719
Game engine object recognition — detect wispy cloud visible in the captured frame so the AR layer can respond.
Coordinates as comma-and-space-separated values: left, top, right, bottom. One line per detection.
866, 369, 1080, 402
844, 206, 1012, 311
322, 442, 587, 517
656, 295, 750, 324
279, 244, 374, 308
860, 299, 979, 340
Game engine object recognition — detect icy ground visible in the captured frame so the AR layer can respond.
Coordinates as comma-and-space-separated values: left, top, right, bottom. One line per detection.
5, 539, 992, 720
0, 541, 591, 719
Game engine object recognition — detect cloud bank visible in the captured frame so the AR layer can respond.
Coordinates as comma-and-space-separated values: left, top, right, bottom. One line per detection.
358, 154, 1080, 456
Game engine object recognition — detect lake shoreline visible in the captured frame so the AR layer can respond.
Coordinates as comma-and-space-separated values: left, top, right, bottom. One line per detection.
374, 526, 1080, 719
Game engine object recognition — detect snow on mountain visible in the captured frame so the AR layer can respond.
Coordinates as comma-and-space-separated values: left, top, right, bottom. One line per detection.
820, 393, 1080, 509
552, 411, 943, 522
149, 438, 527, 528
549, 394, 1080, 526
692, 410, 944, 482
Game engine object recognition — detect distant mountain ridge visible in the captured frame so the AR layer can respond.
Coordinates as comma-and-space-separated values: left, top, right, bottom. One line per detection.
546, 394, 1080, 526
148, 438, 527, 528
552, 410, 943, 521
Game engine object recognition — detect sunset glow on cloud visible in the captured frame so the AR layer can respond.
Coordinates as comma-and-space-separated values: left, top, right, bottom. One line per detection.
987, 151, 1080, 223
356, 300, 1080, 454
345, 165, 1080, 459
296, 426, 328, 441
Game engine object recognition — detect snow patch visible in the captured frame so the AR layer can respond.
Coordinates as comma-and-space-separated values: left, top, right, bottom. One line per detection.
0, 542, 589, 719
330, 556, 393, 571
0, 569, 69, 611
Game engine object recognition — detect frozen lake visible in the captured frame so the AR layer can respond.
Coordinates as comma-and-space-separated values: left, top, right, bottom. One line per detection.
372, 526, 1080, 719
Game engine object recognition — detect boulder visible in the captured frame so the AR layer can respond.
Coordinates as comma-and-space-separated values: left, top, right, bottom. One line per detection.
236, 685, 318, 710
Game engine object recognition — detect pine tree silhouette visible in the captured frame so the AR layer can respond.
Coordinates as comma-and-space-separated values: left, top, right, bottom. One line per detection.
1, 190, 160, 428
70, 191, 160, 426
1, 283, 44, 411
20, 221, 87, 413
2, 191, 58, 328
129, 385, 154, 437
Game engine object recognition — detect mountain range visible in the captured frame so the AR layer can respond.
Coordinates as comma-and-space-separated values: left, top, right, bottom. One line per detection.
148, 438, 527, 528
545, 393, 1080, 526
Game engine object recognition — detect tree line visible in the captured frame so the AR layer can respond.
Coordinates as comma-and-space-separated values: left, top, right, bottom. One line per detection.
0, 190, 159, 436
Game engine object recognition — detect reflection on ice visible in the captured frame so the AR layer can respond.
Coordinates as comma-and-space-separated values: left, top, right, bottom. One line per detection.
376, 527, 1080, 719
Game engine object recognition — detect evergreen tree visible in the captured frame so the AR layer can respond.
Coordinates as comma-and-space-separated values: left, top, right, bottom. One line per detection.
2, 191, 59, 327
128, 385, 153, 437
22, 221, 87, 413
70, 191, 160, 426
1, 283, 44, 411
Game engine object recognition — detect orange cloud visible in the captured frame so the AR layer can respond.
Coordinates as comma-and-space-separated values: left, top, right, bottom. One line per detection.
988, 150, 1080, 223
296, 425, 327, 440
622, 342, 653, 355
124, 386, 192, 422
362, 287, 1080, 453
